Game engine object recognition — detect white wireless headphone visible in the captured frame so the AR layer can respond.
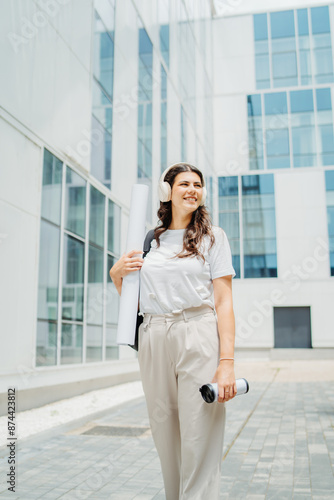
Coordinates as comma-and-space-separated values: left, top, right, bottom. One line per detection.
158, 162, 207, 206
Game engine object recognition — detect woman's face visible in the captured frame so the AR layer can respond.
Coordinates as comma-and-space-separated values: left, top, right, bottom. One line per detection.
170, 171, 203, 214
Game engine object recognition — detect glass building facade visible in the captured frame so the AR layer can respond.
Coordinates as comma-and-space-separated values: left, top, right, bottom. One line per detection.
91, 1, 115, 189
3, 0, 334, 395
248, 88, 334, 170
37, 149, 121, 367
35, 0, 215, 368
254, 6, 334, 90
219, 174, 277, 279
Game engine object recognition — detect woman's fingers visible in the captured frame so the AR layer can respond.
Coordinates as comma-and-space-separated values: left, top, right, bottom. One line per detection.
125, 249, 144, 271
109, 249, 144, 280
218, 384, 236, 403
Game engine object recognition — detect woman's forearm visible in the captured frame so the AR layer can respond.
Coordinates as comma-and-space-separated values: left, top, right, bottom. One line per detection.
215, 302, 235, 358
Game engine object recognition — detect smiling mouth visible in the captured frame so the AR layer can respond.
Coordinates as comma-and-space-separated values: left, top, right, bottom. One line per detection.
184, 198, 197, 202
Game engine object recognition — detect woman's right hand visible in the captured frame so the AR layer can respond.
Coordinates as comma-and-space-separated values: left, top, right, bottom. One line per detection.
109, 249, 144, 282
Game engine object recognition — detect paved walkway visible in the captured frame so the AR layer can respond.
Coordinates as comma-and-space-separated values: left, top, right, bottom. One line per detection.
0, 360, 333, 499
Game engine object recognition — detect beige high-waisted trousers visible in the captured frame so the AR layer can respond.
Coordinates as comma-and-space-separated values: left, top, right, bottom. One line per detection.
138, 304, 226, 500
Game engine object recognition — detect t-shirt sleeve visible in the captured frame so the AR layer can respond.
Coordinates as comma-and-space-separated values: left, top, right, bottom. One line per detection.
208, 228, 236, 280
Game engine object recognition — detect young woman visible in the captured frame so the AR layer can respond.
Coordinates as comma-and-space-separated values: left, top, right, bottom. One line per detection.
110, 163, 236, 500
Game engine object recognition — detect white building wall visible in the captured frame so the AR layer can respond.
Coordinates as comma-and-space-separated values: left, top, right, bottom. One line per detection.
1, 0, 93, 174
213, 15, 254, 175
212, 3, 334, 351
0, 0, 217, 412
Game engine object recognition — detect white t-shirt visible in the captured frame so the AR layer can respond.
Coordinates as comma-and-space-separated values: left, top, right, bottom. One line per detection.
139, 225, 236, 315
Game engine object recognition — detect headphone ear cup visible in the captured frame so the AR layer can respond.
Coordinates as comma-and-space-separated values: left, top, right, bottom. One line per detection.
158, 180, 172, 202
200, 186, 207, 206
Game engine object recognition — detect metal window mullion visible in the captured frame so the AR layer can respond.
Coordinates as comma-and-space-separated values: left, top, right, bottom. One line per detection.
56, 163, 66, 366
239, 175, 244, 279
102, 197, 108, 362
63, 228, 85, 244
294, 9, 301, 86
261, 93, 267, 170
307, 7, 315, 86
287, 89, 293, 169
267, 13, 273, 88
313, 87, 321, 167
82, 184, 90, 364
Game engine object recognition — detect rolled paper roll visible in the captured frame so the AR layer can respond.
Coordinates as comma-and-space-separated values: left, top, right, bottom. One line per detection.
116, 184, 149, 345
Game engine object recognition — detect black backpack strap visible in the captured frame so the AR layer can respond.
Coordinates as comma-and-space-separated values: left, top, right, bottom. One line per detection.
143, 229, 155, 257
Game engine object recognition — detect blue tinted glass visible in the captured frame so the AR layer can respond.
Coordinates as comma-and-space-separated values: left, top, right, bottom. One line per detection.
254, 14, 268, 41
139, 28, 153, 54
325, 170, 334, 191
316, 88, 332, 111
219, 177, 238, 197
242, 174, 274, 195
161, 65, 167, 100
297, 9, 309, 36
264, 92, 288, 115
290, 90, 314, 113
311, 6, 330, 34
272, 52, 297, 80
270, 11, 295, 39
247, 95, 262, 116
320, 125, 334, 154
160, 24, 169, 67
244, 255, 277, 278
266, 129, 290, 155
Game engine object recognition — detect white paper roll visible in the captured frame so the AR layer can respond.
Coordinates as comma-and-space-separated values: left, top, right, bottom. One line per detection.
116, 184, 149, 345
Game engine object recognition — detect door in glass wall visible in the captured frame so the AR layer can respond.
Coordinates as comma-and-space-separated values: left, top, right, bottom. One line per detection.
274, 306, 312, 348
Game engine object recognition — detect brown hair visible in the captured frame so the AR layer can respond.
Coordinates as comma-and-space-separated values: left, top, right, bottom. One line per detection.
154, 163, 215, 263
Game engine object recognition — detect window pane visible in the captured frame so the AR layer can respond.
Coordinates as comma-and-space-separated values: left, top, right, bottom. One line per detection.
62, 235, 84, 321
290, 89, 314, 113
319, 125, 334, 166
61, 323, 83, 364
218, 176, 240, 278
272, 52, 297, 79
93, 10, 114, 99
65, 167, 86, 238
270, 10, 295, 38
89, 186, 105, 247
311, 6, 330, 34
138, 25, 153, 217
88, 245, 104, 325
270, 10, 295, 39
266, 129, 290, 169
106, 326, 118, 360
325, 170, 334, 191
86, 325, 103, 362
297, 9, 309, 36
316, 88, 331, 111
160, 24, 170, 67
242, 175, 277, 278
290, 90, 316, 167
91, 82, 112, 189
36, 320, 57, 366
108, 200, 121, 254
264, 92, 287, 115
41, 149, 62, 225
38, 221, 60, 321
292, 126, 316, 167
107, 254, 119, 325
254, 13, 268, 41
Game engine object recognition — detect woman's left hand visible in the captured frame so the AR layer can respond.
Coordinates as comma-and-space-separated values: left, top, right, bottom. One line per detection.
211, 362, 237, 403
